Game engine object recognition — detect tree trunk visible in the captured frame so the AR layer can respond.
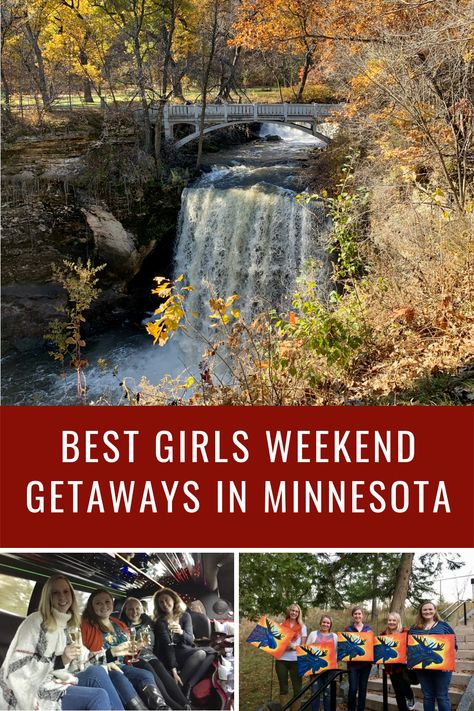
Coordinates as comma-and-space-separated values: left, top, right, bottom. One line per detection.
216, 45, 241, 100
133, 37, 151, 153
170, 60, 185, 102
154, 99, 166, 175
196, 0, 219, 168
79, 49, 94, 102
390, 553, 414, 614
296, 51, 313, 102
83, 78, 94, 103
1, 65, 12, 116
371, 569, 378, 625
23, 22, 51, 109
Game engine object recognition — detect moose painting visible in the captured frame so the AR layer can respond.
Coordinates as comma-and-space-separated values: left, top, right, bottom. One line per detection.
246, 617, 291, 658
407, 634, 456, 671
337, 631, 375, 662
296, 641, 338, 677
374, 633, 408, 664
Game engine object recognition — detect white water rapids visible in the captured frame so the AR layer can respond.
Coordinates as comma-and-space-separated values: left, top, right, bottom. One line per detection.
174, 180, 329, 318
2, 124, 331, 404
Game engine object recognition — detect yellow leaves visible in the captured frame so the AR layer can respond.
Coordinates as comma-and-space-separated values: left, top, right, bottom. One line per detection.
147, 275, 192, 347
209, 294, 241, 325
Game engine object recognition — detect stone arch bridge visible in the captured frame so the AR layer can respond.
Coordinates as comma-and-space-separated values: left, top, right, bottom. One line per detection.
151, 102, 340, 148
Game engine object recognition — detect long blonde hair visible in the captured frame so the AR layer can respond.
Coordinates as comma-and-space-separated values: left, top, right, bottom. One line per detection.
384, 611, 403, 633
285, 603, 303, 626
414, 601, 440, 629
39, 575, 80, 631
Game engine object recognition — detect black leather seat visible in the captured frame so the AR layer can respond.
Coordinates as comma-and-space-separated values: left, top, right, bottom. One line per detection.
189, 609, 212, 641
0, 610, 24, 667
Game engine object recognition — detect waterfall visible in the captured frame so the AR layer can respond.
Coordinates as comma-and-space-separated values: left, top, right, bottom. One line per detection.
173, 179, 331, 321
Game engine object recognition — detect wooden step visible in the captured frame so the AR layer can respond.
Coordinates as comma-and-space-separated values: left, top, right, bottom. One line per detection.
365, 692, 424, 711
456, 650, 474, 660
457, 660, 474, 673
369, 672, 471, 689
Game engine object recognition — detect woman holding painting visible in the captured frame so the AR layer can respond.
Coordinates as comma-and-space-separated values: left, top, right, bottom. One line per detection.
275, 603, 307, 710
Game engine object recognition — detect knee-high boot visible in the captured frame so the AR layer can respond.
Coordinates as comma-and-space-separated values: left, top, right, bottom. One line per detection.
124, 696, 148, 710
279, 693, 290, 710
141, 684, 170, 710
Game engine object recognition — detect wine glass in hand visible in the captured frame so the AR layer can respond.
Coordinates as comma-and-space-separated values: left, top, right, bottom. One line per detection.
68, 626, 83, 671
141, 626, 151, 648
128, 627, 140, 663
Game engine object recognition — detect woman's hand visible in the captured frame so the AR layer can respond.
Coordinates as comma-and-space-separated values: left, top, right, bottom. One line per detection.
107, 662, 123, 673
172, 668, 183, 686
62, 643, 81, 665
111, 642, 130, 657
169, 622, 183, 635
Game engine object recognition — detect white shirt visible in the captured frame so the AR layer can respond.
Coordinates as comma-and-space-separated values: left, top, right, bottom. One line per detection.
280, 624, 308, 662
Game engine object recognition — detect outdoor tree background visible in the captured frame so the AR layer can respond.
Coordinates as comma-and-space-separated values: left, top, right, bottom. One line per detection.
239, 552, 465, 620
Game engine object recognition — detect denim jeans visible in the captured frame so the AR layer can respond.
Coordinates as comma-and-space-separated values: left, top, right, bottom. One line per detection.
62, 666, 114, 710
347, 664, 372, 711
75, 666, 124, 709
311, 671, 332, 711
416, 670, 452, 711
108, 664, 155, 705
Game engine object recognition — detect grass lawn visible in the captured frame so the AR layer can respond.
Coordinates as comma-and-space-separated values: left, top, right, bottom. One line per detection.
240, 619, 280, 711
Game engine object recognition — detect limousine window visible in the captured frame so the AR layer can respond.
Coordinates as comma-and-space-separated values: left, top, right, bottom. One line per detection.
0, 573, 35, 616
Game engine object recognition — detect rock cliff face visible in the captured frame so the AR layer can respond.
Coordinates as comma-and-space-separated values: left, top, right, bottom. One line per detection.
82, 205, 155, 280
1, 134, 161, 353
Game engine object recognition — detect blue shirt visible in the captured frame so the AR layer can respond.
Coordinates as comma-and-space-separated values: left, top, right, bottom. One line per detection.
408, 620, 457, 650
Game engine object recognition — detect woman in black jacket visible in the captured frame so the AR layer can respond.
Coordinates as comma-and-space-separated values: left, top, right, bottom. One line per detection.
121, 597, 190, 710
152, 589, 216, 699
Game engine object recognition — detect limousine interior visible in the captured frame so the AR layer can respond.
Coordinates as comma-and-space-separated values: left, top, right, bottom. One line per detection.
0, 552, 234, 709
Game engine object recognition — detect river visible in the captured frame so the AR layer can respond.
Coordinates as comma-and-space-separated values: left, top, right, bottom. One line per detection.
1, 124, 331, 405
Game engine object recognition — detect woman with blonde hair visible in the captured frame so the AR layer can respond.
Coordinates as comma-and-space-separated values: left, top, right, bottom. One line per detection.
307, 615, 338, 711
153, 589, 216, 700
275, 603, 307, 710
409, 601, 456, 711
0, 574, 123, 710
380, 612, 415, 711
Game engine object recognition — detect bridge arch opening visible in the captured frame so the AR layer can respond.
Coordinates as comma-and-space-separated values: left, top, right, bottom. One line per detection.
172, 120, 331, 149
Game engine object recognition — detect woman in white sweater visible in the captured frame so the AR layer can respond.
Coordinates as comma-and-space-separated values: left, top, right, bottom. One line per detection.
0, 574, 123, 710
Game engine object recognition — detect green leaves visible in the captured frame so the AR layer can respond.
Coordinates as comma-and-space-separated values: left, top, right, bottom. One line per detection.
45, 259, 105, 401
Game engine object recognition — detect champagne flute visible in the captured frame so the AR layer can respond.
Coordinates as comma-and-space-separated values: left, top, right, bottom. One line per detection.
141, 626, 151, 648
167, 620, 176, 647
129, 627, 139, 663
69, 626, 84, 671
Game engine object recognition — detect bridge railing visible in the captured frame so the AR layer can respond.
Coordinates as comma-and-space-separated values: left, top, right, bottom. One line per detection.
161, 102, 339, 123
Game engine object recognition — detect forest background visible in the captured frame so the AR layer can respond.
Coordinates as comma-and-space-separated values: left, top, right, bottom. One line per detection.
1, 0, 473, 405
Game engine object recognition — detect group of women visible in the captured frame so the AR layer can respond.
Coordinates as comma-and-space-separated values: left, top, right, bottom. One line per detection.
0, 575, 215, 711
274, 601, 456, 711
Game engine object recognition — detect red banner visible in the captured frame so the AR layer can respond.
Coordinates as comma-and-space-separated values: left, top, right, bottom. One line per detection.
1, 406, 473, 548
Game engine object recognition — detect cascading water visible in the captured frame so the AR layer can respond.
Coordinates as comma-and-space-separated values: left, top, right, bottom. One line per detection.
2, 123, 331, 404
174, 179, 330, 319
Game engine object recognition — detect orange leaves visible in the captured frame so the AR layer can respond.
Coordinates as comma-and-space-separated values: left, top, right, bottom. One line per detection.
392, 306, 415, 324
